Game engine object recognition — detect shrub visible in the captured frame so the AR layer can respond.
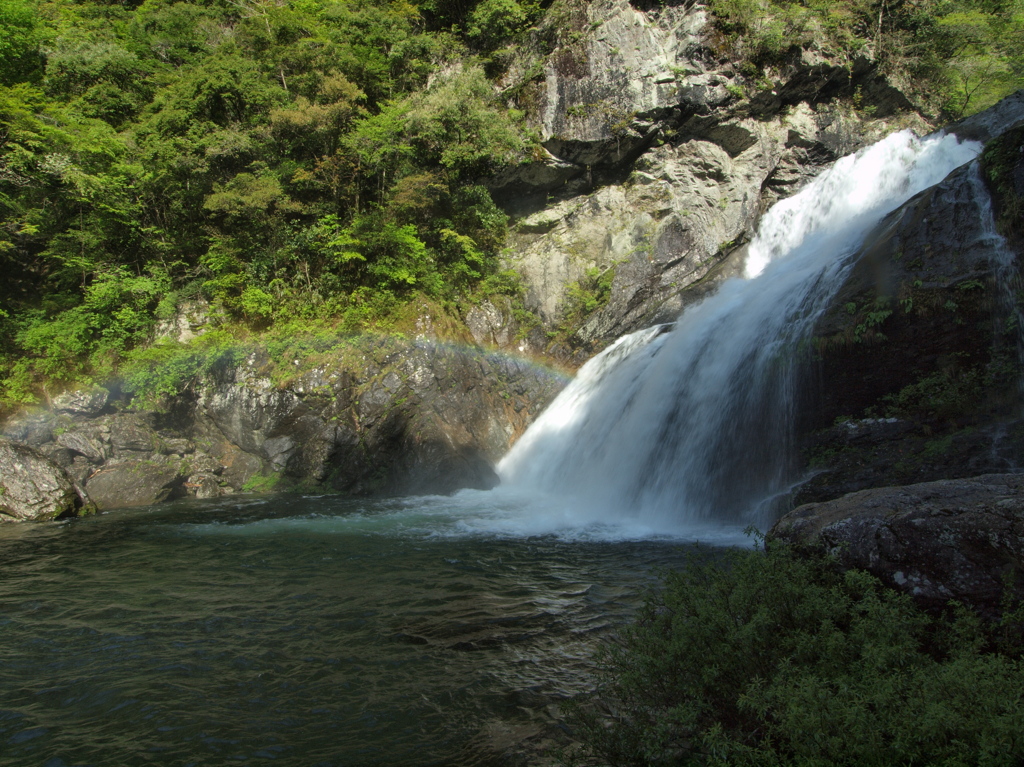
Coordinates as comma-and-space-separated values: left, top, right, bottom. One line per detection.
569, 541, 1024, 766
121, 328, 241, 406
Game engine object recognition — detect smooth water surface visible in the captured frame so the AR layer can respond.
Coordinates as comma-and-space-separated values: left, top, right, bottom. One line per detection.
0, 493, 715, 766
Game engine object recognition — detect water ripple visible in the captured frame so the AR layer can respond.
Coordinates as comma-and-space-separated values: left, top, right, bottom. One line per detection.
0, 496, 703, 765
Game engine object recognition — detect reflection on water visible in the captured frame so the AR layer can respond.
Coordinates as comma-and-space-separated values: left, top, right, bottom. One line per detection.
0, 494, 716, 766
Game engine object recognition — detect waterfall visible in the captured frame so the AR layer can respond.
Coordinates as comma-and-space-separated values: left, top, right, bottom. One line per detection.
498, 130, 983, 532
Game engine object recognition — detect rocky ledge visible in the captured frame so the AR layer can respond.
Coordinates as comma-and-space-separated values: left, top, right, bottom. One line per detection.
0, 336, 565, 521
771, 473, 1024, 619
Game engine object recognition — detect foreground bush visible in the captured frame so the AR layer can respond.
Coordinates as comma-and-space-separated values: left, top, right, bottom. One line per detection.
570, 542, 1024, 766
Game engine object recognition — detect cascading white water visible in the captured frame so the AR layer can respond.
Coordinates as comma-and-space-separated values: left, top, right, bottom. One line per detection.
498, 130, 983, 533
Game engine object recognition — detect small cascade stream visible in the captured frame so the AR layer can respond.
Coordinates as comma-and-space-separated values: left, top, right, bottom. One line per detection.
499, 130, 983, 532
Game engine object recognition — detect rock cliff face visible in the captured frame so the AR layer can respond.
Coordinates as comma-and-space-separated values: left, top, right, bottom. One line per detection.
491, 0, 930, 357
794, 101, 1024, 503
0, 337, 564, 515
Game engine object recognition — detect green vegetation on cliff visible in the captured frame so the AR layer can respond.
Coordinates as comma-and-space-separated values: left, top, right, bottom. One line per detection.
0, 0, 1021, 410
708, 0, 1023, 118
0, 0, 544, 408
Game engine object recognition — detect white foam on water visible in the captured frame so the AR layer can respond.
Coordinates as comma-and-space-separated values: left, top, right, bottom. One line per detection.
176, 486, 754, 544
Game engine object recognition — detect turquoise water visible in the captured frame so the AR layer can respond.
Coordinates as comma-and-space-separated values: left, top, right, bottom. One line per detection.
0, 493, 722, 766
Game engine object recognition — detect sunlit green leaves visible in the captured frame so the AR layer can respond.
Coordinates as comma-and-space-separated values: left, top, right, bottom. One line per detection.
405, 65, 529, 175
708, 0, 1024, 117
0, 0, 43, 84
935, 1, 1024, 117
17, 266, 170, 381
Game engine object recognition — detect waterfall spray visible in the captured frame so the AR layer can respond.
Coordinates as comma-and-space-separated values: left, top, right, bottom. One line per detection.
499, 130, 983, 532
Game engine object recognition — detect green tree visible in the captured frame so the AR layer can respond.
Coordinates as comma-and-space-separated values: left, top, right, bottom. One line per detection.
405, 64, 529, 177
0, 0, 43, 84
466, 0, 539, 49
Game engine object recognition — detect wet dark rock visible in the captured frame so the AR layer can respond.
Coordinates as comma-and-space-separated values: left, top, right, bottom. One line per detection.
0, 437, 92, 522
84, 457, 186, 509
771, 473, 1024, 619
798, 112, 1024, 501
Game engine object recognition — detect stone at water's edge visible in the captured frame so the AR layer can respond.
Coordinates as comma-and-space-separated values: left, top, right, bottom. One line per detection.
0, 337, 566, 516
770, 474, 1024, 618
0, 437, 92, 522
84, 458, 192, 510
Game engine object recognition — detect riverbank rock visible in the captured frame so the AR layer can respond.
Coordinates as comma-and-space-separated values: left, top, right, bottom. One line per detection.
84, 457, 190, 510
2, 407, 235, 511
0, 438, 93, 522
0, 336, 565, 514
183, 336, 566, 496
770, 474, 1024, 618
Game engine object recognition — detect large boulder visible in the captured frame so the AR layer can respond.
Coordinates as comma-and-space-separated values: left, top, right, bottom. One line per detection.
51, 385, 110, 417
770, 474, 1024, 618
0, 438, 92, 522
84, 456, 189, 509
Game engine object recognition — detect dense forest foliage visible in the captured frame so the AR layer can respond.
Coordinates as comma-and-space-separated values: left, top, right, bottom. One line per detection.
0, 0, 1021, 409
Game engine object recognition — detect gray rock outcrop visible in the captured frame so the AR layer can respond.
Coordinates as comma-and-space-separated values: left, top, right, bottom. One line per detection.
2, 407, 231, 509
770, 474, 1024, 618
492, 0, 931, 352
186, 336, 565, 496
0, 438, 92, 522
0, 336, 565, 515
